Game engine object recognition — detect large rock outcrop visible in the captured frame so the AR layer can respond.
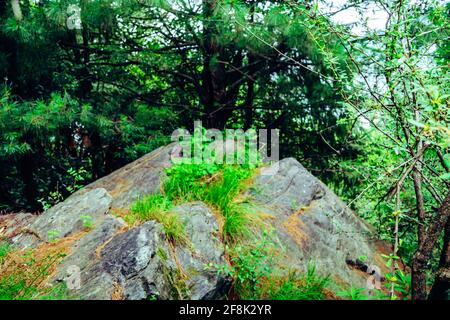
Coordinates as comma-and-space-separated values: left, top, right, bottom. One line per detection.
1, 143, 390, 299
248, 158, 389, 290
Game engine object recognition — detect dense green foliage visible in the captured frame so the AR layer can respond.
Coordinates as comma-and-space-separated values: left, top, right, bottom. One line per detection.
0, 0, 353, 211
324, 1, 450, 267
316, 0, 449, 300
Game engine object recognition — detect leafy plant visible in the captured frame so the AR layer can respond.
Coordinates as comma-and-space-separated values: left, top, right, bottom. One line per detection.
66, 167, 88, 193
47, 230, 60, 242
80, 214, 94, 230
38, 167, 89, 211
38, 190, 63, 211
336, 287, 369, 300
387, 269, 411, 300
265, 266, 331, 300
216, 238, 330, 300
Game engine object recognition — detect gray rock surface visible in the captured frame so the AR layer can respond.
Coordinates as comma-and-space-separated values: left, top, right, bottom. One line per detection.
54, 216, 126, 284
172, 202, 231, 299
11, 188, 112, 247
9, 143, 179, 248
97, 220, 175, 299
79, 143, 180, 209
249, 158, 387, 290
54, 220, 175, 300
59, 205, 229, 300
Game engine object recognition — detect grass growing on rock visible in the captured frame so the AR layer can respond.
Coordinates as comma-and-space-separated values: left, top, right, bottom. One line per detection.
199, 165, 258, 240
265, 268, 331, 300
125, 194, 186, 244
163, 162, 221, 202
124, 148, 333, 300
125, 160, 261, 242
165, 163, 259, 241
125, 127, 264, 242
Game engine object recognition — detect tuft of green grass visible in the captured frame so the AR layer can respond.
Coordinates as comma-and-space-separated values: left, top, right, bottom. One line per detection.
127, 194, 186, 243
221, 205, 251, 241
266, 266, 330, 300
162, 162, 256, 242
128, 194, 173, 222
201, 165, 255, 240
203, 165, 251, 211
126, 145, 260, 243
163, 163, 220, 202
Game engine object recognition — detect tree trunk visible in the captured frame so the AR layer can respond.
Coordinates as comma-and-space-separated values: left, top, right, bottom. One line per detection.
11, 0, 23, 21
201, 0, 241, 129
429, 217, 450, 299
243, 1, 255, 130
244, 79, 255, 130
412, 192, 450, 300
20, 152, 38, 211
412, 169, 426, 246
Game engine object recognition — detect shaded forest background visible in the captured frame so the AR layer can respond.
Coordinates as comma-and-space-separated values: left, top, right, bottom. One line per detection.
0, 0, 449, 299
0, 0, 358, 212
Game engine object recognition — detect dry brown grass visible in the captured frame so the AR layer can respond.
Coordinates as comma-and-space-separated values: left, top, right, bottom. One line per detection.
111, 282, 124, 300
110, 207, 131, 220
282, 208, 309, 247
0, 232, 85, 299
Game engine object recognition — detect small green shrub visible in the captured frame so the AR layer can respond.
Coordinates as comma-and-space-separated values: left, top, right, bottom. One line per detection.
80, 214, 94, 229
391, 269, 411, 300
38, 167, 89, 211
382, 269, 411, 300
266, 267, 330, 300
47, 230, 60, 242
216, 238, 330, 300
